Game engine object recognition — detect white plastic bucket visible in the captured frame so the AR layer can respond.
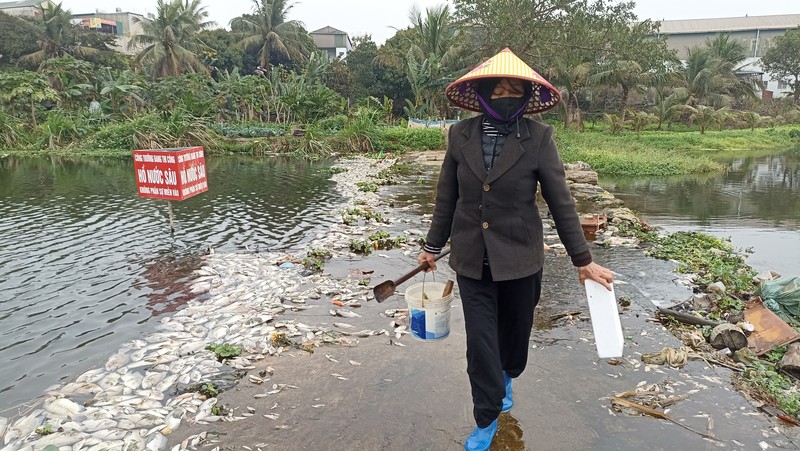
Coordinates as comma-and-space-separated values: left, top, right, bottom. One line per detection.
405, 282, 453, 341
584, 280, 624, 358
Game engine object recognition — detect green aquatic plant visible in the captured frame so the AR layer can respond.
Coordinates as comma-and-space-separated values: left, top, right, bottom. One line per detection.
739, 361, 800, 418
356, 181, 378, 192
349, 239, 373, 255
206, 343, 242, 362
646, 232, 755, 296
35, 424, 55, 435
200, 383, 219, 398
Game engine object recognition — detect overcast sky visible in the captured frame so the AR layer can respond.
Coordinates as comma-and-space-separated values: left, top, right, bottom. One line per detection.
60, 0, 800, 44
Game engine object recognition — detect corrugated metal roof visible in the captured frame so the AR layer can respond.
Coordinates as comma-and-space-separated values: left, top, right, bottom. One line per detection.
658, 14, 800, 34
311, 26, 347, 35
0, 0, 46, 9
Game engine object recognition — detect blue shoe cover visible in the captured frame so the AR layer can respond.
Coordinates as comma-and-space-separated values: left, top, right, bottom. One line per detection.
502, 372, 513, 412
464, 419, 498, 451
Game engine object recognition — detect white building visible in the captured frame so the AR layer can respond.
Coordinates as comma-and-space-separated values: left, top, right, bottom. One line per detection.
0, 0, 51, 17
656, 14, 800, 99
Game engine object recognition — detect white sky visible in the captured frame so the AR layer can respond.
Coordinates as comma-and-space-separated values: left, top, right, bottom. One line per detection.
60, 0, 800, 45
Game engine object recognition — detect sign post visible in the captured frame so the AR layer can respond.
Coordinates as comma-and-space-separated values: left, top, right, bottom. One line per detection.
133, 146, 209, 232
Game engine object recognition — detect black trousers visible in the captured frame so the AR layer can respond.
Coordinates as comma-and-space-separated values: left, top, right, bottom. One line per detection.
457, 265, 543, 427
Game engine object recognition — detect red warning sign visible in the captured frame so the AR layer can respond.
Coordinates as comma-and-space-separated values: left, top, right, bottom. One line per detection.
133, 146, 208, 201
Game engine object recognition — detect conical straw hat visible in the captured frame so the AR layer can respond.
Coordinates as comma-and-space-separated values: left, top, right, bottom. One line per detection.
445, 48, 560, 114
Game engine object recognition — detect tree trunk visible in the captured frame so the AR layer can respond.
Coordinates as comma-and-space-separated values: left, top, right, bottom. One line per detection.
620, 87, 630, 123
564, 102, 572, 129
31, 99, 36, 127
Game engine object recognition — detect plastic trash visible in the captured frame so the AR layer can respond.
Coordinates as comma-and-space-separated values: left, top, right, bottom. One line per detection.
757, 276, 800, 324
585, 280, 624, 358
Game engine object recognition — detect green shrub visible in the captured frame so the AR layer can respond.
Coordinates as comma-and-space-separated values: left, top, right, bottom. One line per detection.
314, 114, 348, 134
86, 111, 222, 150
374, 127, 444, 151
213, 123, 285, 138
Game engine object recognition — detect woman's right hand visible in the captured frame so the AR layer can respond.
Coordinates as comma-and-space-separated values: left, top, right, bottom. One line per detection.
418, 250, 437, 272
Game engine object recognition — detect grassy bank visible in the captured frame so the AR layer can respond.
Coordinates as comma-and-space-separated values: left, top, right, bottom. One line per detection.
0, 125, 445, 159
555, 126, 799, 176
5, 120, 796, 174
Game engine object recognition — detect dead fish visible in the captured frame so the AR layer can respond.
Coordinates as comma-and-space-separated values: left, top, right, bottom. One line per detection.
145, 432, 167, 451
92, 429, 128, 441
105, 351, 130, 372
130, 348, 147, 362
162, 407, 185, 434
179, 341, 206, 355
177, 373, 191, 385
335, 309, 361, 318
325, 355, 339, 363
44, 397, 83, 418
5, 414, 41, 445
194, 398, 217, 423
27, 430, 87, 448
121, 373, 144, 390
76, 368, 105, 384
81, 418, 118, 432
211, 325, 229, 340
195, 267, 218, 276
155, 374, 179, 393
141, 372, 165, 390
60, 382, 102, 396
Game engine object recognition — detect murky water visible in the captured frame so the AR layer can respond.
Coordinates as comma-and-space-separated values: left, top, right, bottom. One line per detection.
603, 154, 800, 277
0, 155, 340, 411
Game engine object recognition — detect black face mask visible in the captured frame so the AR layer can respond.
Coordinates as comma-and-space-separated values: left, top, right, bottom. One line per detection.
487, 97, 527, 122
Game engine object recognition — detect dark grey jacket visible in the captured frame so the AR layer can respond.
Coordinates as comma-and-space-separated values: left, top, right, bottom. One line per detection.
425, 116, 590, 281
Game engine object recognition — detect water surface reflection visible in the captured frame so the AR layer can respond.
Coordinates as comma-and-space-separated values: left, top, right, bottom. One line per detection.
603, 154, 800, 276
0, 155, 340, 410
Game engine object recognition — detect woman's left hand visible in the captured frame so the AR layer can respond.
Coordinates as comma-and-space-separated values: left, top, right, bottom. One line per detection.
577, 262, 614, 290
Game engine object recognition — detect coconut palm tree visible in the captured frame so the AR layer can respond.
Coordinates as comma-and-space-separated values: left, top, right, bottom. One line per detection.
129, 0, 214, 79
684, 104, 725, 134
406, 4, 460, 64
671, 35, 757, 108
589, 60, 655, 123
547, 60, 592, 129
230, 0, 314, 69
20, 2, 98, 65
403, 4, 466, 116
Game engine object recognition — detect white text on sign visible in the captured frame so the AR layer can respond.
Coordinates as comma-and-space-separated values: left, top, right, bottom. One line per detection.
136, 167, 179, 186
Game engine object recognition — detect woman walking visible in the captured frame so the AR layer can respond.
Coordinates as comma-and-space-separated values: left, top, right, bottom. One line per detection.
418, 48, 614, 451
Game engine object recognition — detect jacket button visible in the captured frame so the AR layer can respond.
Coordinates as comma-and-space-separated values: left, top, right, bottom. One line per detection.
483, 184, 490, 192
482, 222, 489, 229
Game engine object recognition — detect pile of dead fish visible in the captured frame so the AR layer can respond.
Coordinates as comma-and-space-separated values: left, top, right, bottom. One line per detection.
0, 157, 413, 451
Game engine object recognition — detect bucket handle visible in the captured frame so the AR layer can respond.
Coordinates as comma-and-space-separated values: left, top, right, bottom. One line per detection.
422, 270, 436, 309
